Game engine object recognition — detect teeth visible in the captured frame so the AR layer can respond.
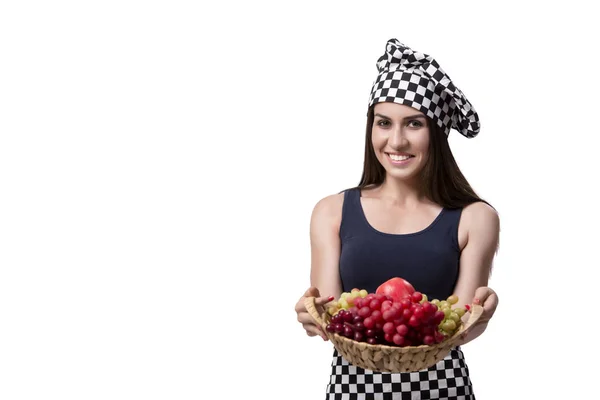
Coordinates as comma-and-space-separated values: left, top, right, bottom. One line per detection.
388, 154, 412, 161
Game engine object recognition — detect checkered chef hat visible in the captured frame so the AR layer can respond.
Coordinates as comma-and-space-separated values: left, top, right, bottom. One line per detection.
368, 39, 480, 138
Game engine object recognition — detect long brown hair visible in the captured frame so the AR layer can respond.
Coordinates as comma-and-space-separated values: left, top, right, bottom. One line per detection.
342, 104, 496, 212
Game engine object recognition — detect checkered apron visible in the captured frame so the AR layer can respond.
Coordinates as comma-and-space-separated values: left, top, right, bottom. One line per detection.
325, 346, 475, 400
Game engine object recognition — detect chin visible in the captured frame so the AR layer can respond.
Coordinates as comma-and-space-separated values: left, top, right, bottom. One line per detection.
387, 169, 418, 180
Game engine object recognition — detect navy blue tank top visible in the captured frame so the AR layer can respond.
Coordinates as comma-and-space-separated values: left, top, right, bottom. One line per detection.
339, 188, 463, 301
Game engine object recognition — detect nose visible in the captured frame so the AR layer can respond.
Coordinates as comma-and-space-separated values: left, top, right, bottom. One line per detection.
388, 124, 409, 148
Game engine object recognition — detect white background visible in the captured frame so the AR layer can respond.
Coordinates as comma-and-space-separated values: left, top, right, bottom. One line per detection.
1, 1, 599, 399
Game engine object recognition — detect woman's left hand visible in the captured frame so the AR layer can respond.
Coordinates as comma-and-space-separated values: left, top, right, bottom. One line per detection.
472, 286, 499, 325
457, 287, 499, 344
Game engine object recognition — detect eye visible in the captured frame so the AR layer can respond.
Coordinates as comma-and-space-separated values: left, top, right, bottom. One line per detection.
376, 119, 424, 128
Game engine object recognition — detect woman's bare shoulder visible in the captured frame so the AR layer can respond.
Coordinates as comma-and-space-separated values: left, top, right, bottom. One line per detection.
461, 201, 500, 247
315, 192, 344, 217
462, 201, 499, 222
312, 191, 346, 224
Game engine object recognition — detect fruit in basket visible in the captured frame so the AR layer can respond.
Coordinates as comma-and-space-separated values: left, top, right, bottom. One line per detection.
375, 278, 415, 303
327, 288, 369, 316
326, 284, 469, 347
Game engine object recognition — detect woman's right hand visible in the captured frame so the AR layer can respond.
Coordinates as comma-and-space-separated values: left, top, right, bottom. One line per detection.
295, 286, 335, 341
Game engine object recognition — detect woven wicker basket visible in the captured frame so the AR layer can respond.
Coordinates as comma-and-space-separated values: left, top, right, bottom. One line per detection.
305, 296, 483, 373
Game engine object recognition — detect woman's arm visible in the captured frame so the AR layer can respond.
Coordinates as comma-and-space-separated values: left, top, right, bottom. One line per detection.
309, 193, 344, 301
295, 194, 344, 341
451, 201, 501, 345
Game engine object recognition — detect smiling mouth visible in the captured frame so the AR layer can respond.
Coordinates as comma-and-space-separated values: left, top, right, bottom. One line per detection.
386, 153, 415, 161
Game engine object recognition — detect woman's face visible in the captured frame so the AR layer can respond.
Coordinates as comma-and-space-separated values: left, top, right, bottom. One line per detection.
371, 102, 431, 182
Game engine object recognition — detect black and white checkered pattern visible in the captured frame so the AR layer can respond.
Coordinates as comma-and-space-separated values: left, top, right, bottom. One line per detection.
325, 347, 475, 400
368, 39, 480, 139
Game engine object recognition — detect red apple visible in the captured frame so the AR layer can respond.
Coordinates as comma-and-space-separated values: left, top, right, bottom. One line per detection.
376, 277, 415, 303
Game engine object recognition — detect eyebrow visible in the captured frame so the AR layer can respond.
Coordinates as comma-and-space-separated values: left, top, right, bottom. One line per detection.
374, 113, 427, 120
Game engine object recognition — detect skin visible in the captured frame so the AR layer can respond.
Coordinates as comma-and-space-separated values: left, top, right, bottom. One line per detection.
295, 102, 500, 345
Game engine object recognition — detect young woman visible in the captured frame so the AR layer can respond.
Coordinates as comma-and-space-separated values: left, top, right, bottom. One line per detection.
295, 39, 500, 399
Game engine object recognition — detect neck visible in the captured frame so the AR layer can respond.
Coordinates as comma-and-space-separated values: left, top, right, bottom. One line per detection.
376, 177, 427, 207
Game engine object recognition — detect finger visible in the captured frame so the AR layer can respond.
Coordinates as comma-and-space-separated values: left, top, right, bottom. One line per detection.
482, 292, 498, 313
296, 296, 333, 316
297, 311, 319, 325
294, 298, 307, 313
304, 326, 317, 336
315, 295, 336, 306
472, 287, 492, 305
478, 293, 498, 324
304, 324, 328, 340
298, 310, 331, 332
299, 315, 327, 334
